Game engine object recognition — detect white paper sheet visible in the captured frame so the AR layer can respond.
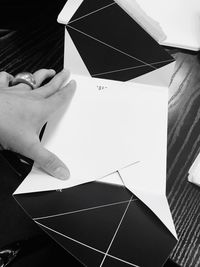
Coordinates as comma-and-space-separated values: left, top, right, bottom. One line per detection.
14, 75, 166, 194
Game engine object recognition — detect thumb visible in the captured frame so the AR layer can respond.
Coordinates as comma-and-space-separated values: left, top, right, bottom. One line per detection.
29, 141, 70, 180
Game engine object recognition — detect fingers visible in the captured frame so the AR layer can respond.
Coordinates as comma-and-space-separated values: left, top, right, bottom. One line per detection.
43, 79, 76, 116
0, 71, 14, 88
12, 69, 56, 91
33, 69, 56, 87
27, 140, 70, 180
34, 69, 71, 98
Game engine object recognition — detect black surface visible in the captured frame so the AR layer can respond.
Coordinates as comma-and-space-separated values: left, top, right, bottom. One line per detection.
102, 257, 181, 267
8, 235, 84, 267
66, 0, 174, 81
0, 154, 85, 267
0, 1, 66, 29
0, 154, 39, 249
5, 234, 179, 267
15, 181, 177, 267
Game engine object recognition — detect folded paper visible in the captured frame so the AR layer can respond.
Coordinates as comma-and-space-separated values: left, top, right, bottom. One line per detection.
14, 74, 177, 239
14, 172, 177, 267
57, 0, 177, 238
59, 0, 175, 83
14, 75, 167, 193
13, 1, 177, 266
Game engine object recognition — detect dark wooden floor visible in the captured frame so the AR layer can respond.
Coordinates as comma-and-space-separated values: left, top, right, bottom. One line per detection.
166, 50, 200, 267
0, 19, 200, 267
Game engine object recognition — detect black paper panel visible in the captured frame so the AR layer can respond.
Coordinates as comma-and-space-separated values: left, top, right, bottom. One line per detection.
15, 181, 177, 267
67, 1, 173, 81
67, 26, 155, 81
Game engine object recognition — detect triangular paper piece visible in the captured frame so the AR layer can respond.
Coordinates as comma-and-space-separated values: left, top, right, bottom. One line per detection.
38, 223, 105, 267
64, 29, 90, 77
35, 202, 128, 252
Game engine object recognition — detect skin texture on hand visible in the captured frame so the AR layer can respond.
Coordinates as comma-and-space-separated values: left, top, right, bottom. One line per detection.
0, 69, 76, 180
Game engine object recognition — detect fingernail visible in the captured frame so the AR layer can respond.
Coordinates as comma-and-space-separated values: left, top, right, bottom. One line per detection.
54, 167, 70, 180
49, 69, 56, 74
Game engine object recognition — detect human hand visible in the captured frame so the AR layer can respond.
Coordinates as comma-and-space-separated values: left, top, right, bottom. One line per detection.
0, 69, 76, 180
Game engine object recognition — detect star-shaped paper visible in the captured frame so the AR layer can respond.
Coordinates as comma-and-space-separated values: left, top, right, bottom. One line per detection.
13, 1, 177, 266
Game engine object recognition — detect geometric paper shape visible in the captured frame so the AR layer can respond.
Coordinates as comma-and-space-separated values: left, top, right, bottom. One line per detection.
14, 180, 177, 267
63, 0, 174, 81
